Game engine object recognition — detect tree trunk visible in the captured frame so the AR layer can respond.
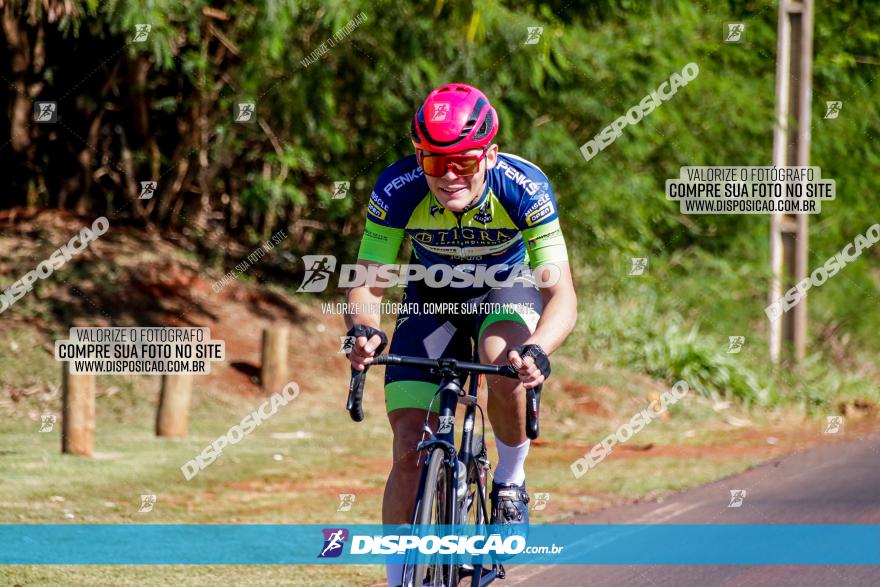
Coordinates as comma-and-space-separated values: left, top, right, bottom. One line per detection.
62, 362, 95, 456
261, 326, 289, 394
156, 374, 193, 437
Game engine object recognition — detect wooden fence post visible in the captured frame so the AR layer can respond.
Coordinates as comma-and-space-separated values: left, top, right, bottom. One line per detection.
156, 374, 193, 437
261, 326, 289, 393
62, 362, 95, 456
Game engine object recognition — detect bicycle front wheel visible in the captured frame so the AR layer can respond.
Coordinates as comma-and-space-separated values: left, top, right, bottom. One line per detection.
407, 447, 457, 587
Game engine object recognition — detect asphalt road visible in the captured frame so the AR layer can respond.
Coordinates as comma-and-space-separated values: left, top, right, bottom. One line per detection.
507, 432, 880, 587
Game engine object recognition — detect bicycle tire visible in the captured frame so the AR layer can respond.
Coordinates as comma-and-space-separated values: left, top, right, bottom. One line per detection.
409, 447, 457, 587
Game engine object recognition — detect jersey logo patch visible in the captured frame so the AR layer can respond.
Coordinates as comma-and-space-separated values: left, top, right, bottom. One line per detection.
368, 201, 387, 220
525, 202, 554, 226
382, 168, 425, 197
527, 228, 562, 250
524, 193, 551, 214
474, 202, 492, 224
496, 159, 540, 196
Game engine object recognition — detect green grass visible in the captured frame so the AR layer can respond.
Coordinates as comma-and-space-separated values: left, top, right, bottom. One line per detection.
0, 388, 390, 525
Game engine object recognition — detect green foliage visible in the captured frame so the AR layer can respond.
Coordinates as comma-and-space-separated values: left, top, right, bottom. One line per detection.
576, 261, 768, 404
4, 0, 879, 406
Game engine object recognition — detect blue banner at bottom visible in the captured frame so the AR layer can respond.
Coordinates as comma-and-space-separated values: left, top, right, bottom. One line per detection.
2, 524, 878, 565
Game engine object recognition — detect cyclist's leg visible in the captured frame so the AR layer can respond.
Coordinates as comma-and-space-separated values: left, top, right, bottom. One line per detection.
476, 282, 542, 525
479, 319, 530, 448
476, 282, 543, 450
384, 407, 434, 525
384, 406, 438, 587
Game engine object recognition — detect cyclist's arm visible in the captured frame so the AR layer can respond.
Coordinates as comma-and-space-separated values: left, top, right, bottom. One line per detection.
345, 158, 418, 366
523, 261, 577, 354
345, 261, 390, 370
346, 219, 405, 368
344, 260, 385, 331
513, 172, 576, 355
346, 183, 409, 331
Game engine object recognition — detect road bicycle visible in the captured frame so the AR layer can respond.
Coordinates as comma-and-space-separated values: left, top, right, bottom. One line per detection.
347, 353, 542, 586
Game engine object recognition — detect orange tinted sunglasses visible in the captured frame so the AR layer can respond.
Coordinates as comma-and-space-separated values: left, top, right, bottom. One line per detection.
417, 148, 489, 177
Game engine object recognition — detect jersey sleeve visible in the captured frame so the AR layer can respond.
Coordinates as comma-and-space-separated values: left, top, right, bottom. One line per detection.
508, 164, 569, 269
357, 217, 406, 265
356, 159, 419, 264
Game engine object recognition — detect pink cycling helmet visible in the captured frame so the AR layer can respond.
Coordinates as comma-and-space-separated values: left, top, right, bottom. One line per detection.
410, 83, 499, 154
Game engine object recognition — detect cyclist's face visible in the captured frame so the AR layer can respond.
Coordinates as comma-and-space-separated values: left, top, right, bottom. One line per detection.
420, 145, 498, 212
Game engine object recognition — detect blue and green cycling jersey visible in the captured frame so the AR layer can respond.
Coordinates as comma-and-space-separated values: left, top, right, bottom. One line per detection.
357, 152, 568, 270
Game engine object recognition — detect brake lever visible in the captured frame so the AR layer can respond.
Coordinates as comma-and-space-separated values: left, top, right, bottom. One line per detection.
344, 333, 387, 423
347, 366, 368, 422
525, 384, 542, 439
503, 363, 541, 438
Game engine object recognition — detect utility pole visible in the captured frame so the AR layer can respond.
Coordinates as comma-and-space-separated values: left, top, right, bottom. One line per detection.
770, 0, 814, 364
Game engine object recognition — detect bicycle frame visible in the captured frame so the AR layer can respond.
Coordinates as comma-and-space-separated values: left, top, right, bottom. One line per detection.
407, 357, 503, 586
411, 358, 484, 526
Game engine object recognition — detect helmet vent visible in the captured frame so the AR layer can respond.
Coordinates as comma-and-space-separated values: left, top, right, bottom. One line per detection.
473, 110, 493, 140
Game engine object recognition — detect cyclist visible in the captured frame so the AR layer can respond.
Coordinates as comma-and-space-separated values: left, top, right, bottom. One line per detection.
343, 83, 577, 586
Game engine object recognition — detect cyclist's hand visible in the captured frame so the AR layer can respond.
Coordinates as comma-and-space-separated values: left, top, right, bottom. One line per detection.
508, 344, 551, 389
346, 324, 388, 371
350, 335, 382, 370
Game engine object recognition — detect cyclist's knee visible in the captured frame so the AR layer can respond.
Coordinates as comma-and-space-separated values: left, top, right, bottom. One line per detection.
487, 375, 522, 404
479, 320, 531, 365
480, 321, 530, 403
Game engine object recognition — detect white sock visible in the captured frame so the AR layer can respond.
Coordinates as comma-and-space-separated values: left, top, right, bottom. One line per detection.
386, 563, 403, 587
493, 438, 529, 485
